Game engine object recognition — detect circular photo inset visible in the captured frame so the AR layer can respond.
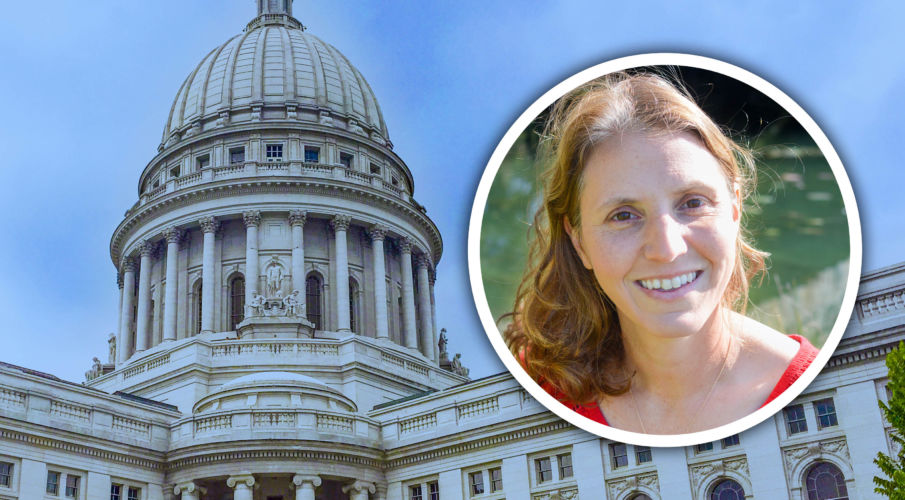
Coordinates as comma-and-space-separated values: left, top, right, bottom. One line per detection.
468, 54, 861, 446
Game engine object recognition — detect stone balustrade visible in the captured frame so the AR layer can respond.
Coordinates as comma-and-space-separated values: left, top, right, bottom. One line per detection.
142, 161, 407, 205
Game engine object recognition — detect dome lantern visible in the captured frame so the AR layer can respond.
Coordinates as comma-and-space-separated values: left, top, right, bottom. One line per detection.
248, 0, 303, 31
258, 0, 293, 16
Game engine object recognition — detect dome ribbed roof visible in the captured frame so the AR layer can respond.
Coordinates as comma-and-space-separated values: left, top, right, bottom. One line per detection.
161, 17, 388, 148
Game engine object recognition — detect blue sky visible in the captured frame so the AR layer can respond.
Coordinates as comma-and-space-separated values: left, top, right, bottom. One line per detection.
1, 1, 903, 382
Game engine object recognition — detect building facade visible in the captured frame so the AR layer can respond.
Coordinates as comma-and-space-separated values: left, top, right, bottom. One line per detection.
0, 2, 899, 499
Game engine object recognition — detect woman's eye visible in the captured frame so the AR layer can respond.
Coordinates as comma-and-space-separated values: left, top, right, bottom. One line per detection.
611, 211, 635, 222
683, 197, 705, 209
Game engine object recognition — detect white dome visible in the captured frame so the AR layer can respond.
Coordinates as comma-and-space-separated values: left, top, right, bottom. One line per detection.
160, 15, 388, 149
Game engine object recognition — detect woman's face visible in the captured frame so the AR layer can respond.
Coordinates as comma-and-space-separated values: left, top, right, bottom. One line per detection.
566, 130, 740, 341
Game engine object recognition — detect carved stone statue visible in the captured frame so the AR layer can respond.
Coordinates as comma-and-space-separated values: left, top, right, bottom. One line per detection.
246, 291, 266, 317
107, 333, 116, 364
265, 262, 283, 298
438, 329, 448, 357
283, 290, 301, 316
84, 357, 102, 382
451, 353, 469, 377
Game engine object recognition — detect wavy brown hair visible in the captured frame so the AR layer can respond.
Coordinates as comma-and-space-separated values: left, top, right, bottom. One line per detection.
504, 71, 768, 405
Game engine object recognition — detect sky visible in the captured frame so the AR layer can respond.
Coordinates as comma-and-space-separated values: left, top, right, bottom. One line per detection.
1, 1, 904, 383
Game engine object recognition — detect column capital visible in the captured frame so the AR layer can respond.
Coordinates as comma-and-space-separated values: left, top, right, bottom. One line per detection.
121, 257, 136, 273
292, 474, 322, 487
414, 253, 432, 269
342, 480, 376, 495
330, 213, 352, 232
173, 482, 206, 495
289, 210, 308, 227
199, 216, 220, 234
163, 226, 185, 244
243, 210, 262, 227
367, 225, 388, 242
398, 236, 413, 254
138, 239, 156, 257
227, 474, 256, 488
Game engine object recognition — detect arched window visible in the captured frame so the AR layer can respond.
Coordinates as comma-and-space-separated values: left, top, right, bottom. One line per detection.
710, 479, 745, 500
306, 274, 322, 330
229, 276, 245, 330
806, 462, 849, 500
349, 277, 360, 334
396, 294, 404, 343
194, 280, 203, 335
629, 495, 652, 500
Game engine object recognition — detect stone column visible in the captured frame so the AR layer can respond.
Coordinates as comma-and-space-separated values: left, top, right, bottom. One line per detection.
292, 474, 321, 500
244, 211, 261, 305
162, 226, 183, 342
289, 210, 307, 296
368, 225, 389, 339
115, 272, 124, 366
415, 254, 434, 360
342, 480, 376, 500
429, 270, 439, 363
375, 483, 388, 500
399, 238, 418, 349
173, 482, 206, 500
332, 214, 352, 332
227, 474, 256, 500
119, 258, 136, 363
199, 217, 219, 333
135, 240, 155, 352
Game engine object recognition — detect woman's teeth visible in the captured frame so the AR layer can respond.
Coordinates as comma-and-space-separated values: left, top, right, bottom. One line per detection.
640, 272, 698, 291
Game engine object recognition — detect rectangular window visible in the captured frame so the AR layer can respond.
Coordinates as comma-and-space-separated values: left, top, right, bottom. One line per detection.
609, 443, 628, 468
370, 162, 381, 174
469, 471, 484, 495
266, 144, 284, 162
47, 470, 61, 494
784, 404, 808, 434
169, 165, 180, 178
694, 442, 714, 453
339, 152, 354, 168
0, 462, 10, 487
635, 445, 652, 464
196, 154, 210, 170
304, 146, 320, 163
557, 453, 573, 478
65, 475, 80, 498
489, 467, 502, 492
535, 457, 553, 483
127, 487, 140, 500
391, 176, 399, 186
722, 434, 740, 447
111, 484, 122, 500
409, 485, 423, 500
229, 146, 245, 164
814, 398, 838, 429
428, 482, 439, 500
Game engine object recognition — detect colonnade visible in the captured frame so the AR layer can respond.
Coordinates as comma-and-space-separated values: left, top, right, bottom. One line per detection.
116, 211, 438, 365
172, 475, 378, 500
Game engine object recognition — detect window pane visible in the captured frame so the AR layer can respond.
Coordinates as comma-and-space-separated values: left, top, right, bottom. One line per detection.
806, 462, 849, 500
127, 487, 140, 500
230, 147, 245, 164
65, 475, 80, 498
111, 484, 122, 500
304, 147, 320, 163
469, 471, 484, 495
722, 434, 740, 447
710, 479, 745, 500
535, 457, 552, 482
558, 453, 573, 478
814, 398, 838, 429
610, 443, 628, 468
429, 482, 439, 500
695, 442, 714, 453
410, 485, 423, 500
47, 471, 61, 494
230, 277, 245, 330
784, 404, 808, 434
306, 275, 322, 329
635, 445, 652, 464
340, 152, 353, 168
0, 462, 12, 487
489, 467, 503, 492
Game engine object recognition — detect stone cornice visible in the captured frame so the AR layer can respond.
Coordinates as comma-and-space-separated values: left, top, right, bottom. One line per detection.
382, 417, 571, 469
110, 178, 442, 267
0, 421, 165, 471
825, 338, 902, 369
166, 441, 383, 472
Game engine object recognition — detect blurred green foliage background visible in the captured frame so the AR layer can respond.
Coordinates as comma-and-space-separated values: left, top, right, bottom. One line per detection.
479, 68, 850, 346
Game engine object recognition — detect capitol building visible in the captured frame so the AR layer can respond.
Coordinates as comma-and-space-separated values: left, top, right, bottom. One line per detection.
0, 2, 900, 499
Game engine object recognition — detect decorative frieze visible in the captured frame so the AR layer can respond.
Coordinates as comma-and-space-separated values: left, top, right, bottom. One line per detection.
689, 456, 749, 493
532, 487, 578, 500
456, 396, 499, 421
606, 472, 659, 499
859, 289, 905, 319
782, 437, 850, 482
399, 413, 437, 435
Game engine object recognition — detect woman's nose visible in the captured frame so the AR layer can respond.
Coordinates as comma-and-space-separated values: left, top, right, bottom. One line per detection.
643, 214, 688, 262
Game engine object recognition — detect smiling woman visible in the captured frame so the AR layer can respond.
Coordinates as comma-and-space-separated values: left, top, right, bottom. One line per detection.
501, 71, 820, 435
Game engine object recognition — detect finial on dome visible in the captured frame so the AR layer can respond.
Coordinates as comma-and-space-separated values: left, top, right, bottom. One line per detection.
257, 0, 293, 16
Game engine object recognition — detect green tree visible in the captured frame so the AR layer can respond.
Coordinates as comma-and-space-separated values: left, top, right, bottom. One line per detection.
876, 340, 905, 498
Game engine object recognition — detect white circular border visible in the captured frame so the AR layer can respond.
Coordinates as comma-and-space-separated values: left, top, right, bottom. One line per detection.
467, 53, 862, 447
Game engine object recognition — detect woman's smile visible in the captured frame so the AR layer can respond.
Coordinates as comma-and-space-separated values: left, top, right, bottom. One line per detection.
566, 130, 741, 340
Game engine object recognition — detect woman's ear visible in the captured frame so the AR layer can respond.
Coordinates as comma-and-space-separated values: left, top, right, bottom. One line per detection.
564, 216, 592, 269
731, 183, 741, 224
